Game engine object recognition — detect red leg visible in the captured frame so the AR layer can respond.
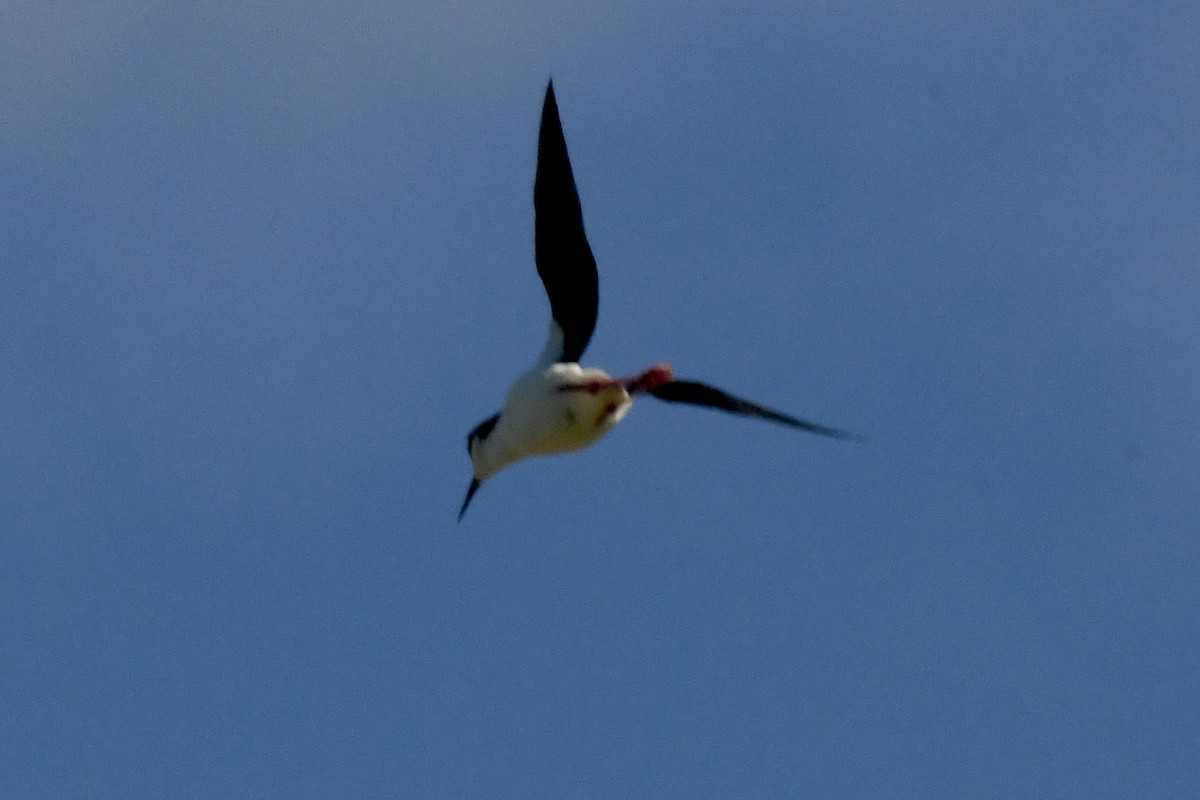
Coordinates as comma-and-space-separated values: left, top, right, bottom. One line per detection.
625, 363, 674, 394
559, 363, 674, 395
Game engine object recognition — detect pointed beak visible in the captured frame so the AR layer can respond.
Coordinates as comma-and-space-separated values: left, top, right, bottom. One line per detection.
458, 478, 481, 522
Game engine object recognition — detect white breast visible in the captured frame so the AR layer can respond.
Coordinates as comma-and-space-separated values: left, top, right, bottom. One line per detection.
471, 363, 633, 480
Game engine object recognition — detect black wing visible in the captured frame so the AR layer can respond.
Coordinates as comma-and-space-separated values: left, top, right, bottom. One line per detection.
649, 380, 855, 440
534, 80, 599, 365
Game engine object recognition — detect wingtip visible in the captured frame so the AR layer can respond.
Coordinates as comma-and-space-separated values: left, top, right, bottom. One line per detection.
817, 426, 863, 442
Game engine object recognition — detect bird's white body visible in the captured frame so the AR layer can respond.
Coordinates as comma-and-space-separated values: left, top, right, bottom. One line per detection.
470, 362, 632, 481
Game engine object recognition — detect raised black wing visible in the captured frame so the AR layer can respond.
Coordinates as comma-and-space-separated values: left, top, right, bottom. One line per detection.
534, 80, 599, 365
649, 380, 855, 440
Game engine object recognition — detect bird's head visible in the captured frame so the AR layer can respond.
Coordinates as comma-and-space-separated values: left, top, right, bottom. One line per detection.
460, 413, 502, 520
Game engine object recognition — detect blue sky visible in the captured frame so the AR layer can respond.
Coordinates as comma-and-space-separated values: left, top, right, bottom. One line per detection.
3, 2, 1198, 797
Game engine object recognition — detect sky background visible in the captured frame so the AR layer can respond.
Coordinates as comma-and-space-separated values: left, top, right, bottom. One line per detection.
2, 2, 1198, 798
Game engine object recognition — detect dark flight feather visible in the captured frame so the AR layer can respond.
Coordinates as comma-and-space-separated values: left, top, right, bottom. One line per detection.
534, 81, 599, 364
649, 380, 854, 440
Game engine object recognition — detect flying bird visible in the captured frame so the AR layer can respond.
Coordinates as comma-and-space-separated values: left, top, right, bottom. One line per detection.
460, 81, 852, 519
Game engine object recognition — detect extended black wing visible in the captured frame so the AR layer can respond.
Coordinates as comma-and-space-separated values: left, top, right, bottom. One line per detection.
649, 380, 855, 440
534, 80, 599, 365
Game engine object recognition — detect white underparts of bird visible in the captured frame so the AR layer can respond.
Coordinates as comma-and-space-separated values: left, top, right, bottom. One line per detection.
459, 81, 855, 521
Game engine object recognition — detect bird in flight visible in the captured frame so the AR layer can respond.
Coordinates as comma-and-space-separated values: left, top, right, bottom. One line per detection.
460, 80, 853, 519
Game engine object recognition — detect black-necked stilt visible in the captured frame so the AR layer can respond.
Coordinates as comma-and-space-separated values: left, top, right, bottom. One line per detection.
460, 81, 853, 520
